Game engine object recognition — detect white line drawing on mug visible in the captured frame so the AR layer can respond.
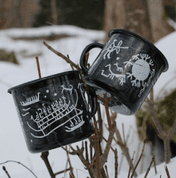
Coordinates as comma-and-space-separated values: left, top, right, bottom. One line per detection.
61, 84, 73, 94
104, 40, 129, 59
22, 112, 30, 116
20, 92, 40, 106
65, 116, 85, 132
101, 64, 126, 85
22, 107, 31, 116
114, 62, 123, 72
23, 108, 31, 111
123, 53, 155, 97
138, 69, 155, 97
26, 85, 84, 138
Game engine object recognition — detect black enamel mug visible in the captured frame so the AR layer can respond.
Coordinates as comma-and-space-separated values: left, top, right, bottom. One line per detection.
80, 29, 169, 115
8, 70, 97, 153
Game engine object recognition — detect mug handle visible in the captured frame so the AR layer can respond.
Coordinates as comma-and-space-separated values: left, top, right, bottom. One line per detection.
80, 42, 104, 75
85, 85, 97, 117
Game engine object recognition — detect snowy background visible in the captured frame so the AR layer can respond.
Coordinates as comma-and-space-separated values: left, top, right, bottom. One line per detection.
0, 25, 176, 177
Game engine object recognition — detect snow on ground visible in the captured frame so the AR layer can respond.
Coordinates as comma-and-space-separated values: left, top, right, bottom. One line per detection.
0, 25, 175, 178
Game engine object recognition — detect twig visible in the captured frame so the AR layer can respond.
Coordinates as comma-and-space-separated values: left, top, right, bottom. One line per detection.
104, 94, 112, 129
103, 137, 115, 152
36, 57, 41, 78
54, 168, 71, 176
147, 99, 172, 163
105, 165, 109, 178
168, 115, 176, 138
153, 156, 157, 174
113, 125, 137, 177
141, 111, 149, 141
144, 157, 154, 178
67, 54, 74, 70
126, 126, 132, 144
64, 146, 70, 177
150, 88, 154, 102
0, 160, 37, 178
130, 141, 146, 178
127, 151, 135, 178
97, 103, 103, 142
163, 135, 171, 164
165, 165, 171, 178
114, 148, 118, 178
94, 121, 101, 178
147, 99, 163, 139
2, 166, 11, 178
122, 123, 126, 144
100, 121, 116, 168
85, 52, 90, 68
43, 40, 80, 70
85, 141, 89, 164
41, 151, 55, 178
68, 143, 95, 177
90, 142, 93, 163
63, 146, 75, 178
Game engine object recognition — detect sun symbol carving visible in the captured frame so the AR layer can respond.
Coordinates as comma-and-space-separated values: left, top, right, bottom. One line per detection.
124, 54, 154, 87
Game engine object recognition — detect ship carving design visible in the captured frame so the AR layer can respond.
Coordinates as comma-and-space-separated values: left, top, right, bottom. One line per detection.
26, 85, 84, 138
20, 92, 40, 106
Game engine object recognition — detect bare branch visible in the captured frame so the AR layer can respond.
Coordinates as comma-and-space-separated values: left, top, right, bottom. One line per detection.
94, 122, 101, 178
127, 151, 135, 178
168, 116, 176, 138
100, 121, 116, 168
144, 157, 154, 178
126, 125, 132, 144
147, 100, 164, 139
43, 40, 80, 70
35, 57, 41, 78
104, 94, 112, 129
85, 141, 89, 163
115, 126, 123, 143
130, 141, 146, 178
54, 168, 71, 176
41, 152, 55, 178
0, 160, 38, 178
163, 136, 171, 163
110, 112, 117, 122
114, 148, 118, 178
103, 137, 115, 152
97, 103, 103, 142
63, 146, 75, 178
62, 145, 78, 155
105, 165, 109, 178
2, 166, 11, 178
153, 156, 157, 174
165, 165, 171, 178
122, 123, 126, 144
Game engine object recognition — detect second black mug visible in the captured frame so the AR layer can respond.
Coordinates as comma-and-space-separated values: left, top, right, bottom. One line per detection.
80, 29, 169, 115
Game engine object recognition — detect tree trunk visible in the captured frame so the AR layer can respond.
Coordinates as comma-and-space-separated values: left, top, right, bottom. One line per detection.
0, 0, 6, 29
103, 0, 174, 43
147, 0, 174, 42
15, 0, 23, 27
103, 0, 126, 42
163, 136, 171, 164
124, 0, 153, 42
51, 0, 58, 25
